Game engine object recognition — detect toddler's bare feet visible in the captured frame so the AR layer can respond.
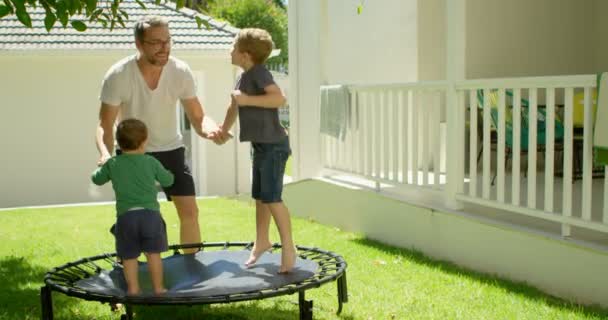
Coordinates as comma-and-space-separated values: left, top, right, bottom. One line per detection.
154, 288, 167, 296
126, 289, 141, 296
278, 246, 297, 274
245, 242, 273, 267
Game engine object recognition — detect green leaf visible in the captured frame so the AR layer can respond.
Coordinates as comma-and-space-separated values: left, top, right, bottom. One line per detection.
195, 16, 210, 30
85, 0, 97, 14
176, 0, 184, 9
119, 8, 128, 21
57, 9, 68, 27
44, 11, 56, 31
134, 0, 145, 9
0, 5, 10, 18
89, 8, 102, 22
116, 14, 124, 28
71, 19, 87, 31
154, 0, 161, 6
15, 8, 32, 28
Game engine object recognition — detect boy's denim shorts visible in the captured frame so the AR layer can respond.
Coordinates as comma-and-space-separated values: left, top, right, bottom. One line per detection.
111, 209, 168, 260
251, 136, 291, 203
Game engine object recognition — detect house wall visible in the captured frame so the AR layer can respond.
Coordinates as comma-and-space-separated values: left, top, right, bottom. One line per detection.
284, 179, 608, 308
593, 0, 608, 72
321, 0, 418, 85
0, 52, 242, 208
418, 0, 446, 81
466, 0, 595, 79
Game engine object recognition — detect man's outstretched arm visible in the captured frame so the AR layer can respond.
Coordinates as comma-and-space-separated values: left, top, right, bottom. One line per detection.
96, 103, 119, 166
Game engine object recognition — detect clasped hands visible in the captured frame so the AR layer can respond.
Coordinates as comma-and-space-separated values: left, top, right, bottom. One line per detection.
207, 90, 246, 145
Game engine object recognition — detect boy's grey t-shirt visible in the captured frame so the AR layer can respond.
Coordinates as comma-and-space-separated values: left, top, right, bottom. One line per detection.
236, 64, 287, 143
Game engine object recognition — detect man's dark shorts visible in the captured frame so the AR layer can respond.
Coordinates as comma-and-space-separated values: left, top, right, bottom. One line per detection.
112, 209, 168, 260
118, 147, 195, 200
251, 136, 291, 203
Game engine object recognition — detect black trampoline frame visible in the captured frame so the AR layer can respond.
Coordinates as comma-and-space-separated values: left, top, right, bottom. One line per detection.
40, 242, 348, 320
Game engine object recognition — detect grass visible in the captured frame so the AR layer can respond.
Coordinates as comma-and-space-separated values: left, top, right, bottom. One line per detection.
1, 197, 607, 319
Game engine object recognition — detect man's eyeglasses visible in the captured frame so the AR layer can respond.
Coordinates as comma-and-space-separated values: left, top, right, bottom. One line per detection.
143, 38, 173, 50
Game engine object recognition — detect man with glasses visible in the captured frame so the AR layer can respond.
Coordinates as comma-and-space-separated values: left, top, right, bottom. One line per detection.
95, 16, 214, 254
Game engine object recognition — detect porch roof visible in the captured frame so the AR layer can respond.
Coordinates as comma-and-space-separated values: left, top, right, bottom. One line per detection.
0, 0, 238, 51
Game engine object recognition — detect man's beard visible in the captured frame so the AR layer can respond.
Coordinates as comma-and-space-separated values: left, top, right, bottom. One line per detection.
146, 53, 169, 66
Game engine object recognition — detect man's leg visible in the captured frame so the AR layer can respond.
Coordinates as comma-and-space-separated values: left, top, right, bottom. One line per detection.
171, 195, 200, 254
267, 202, 296, 273
245, 200, 273, 266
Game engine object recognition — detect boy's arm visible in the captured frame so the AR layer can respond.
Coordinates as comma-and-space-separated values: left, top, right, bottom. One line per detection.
155, 159, 175, 188
232, 84, 286, 109
91, 163, 110, 186
220, 96, 239, 133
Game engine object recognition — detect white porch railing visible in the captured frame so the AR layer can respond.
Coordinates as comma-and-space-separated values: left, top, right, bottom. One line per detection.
320, 75, 608, 238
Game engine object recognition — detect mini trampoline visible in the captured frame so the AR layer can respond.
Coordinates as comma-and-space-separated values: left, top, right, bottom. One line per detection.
40, 242, 348, 320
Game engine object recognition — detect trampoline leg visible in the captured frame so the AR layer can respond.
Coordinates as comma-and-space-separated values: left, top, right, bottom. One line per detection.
40, 285, 53, 320
336, 271, 349, 315
123, 304, 134, 320
298, 291, 313, 320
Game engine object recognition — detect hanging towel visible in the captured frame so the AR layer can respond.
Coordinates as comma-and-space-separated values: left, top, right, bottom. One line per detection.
320, 85, 350, 140
594, 73, 608, 166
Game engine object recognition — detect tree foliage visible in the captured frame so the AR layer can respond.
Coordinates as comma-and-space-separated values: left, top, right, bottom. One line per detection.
207, 0, 287, 65
0, 0, 201, 32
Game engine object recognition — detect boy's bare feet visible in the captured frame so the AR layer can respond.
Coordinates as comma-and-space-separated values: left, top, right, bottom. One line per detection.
278, 246, 297, 274
245, 241, 273, 267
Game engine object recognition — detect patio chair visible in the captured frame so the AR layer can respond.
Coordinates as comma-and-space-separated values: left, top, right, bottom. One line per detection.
476, 89, 565, 184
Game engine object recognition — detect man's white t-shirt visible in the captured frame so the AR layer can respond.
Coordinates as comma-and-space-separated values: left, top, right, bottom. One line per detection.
100, 55, 197, 152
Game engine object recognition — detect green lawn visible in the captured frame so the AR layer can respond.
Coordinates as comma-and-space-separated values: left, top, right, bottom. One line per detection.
1, 198, 607, 319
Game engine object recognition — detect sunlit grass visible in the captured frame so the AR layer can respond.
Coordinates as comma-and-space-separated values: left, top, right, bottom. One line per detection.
0, 198, 606, 319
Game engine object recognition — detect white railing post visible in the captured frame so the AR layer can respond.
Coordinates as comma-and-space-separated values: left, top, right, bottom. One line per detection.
445, 84, 465, 209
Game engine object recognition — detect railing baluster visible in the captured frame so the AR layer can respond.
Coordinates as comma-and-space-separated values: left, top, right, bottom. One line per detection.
375, 90, 383, 179
497, 88, 506, 203
422, 91, 429, 185
604, 166, 608, 224
562, 88, 573, 237
403, 89, 410, 184
512, 89, 522, 206
392, 89, 399, 183
382, 90, 389, 180
582, 87, 593, 221
469, 90, 478, 197
482, 88, 491, 200
412, 90, 419, 185
528, 89, 538, 209
365, 91, 373, 178
434, 91, 442, 188
544, 88, 555, 212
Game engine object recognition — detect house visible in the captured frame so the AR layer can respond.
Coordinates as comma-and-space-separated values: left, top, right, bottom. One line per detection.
285, 0, 608, 308
0, 0, 252, 208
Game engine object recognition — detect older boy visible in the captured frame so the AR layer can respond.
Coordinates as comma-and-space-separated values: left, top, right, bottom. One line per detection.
215, 28, 296, 273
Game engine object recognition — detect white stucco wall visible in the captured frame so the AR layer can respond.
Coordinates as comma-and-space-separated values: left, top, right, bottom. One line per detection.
593, 0, 608, 72
0, 51, 243, 208
466, 0, 595, 79
418, 0, 446, 81
322, 0, 418, 85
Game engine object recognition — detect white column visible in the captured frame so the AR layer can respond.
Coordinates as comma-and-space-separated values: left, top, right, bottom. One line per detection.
444, 0, 466, 209
288, 0, 323, 180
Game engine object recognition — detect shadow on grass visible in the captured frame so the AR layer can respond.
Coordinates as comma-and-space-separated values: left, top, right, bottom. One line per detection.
351, 237, 608, 318
0, 255, 67, 320
132, 298, 318, 320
